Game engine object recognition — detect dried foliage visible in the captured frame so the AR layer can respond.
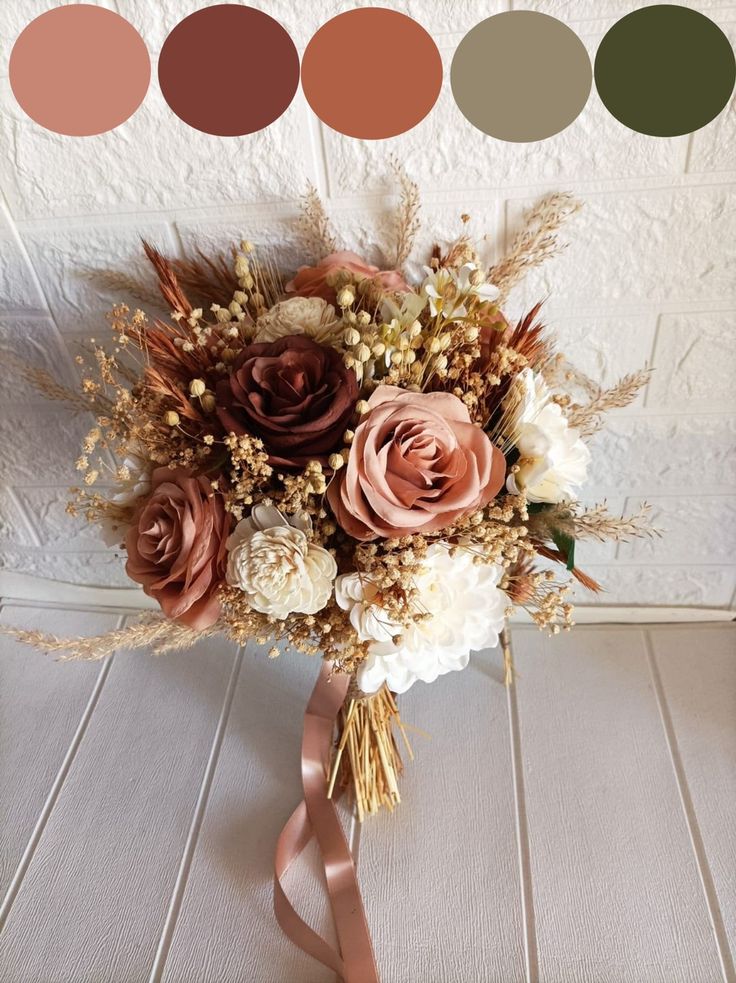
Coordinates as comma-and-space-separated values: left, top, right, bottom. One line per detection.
2, 352, 97, 413
2, 616, 221, 662
567, 368, 653, 436
79, 267, 166, 309
390, 159, 421, 270
169, 248, 240, 308
489, 192, 581, 300
296, 182, 339, 260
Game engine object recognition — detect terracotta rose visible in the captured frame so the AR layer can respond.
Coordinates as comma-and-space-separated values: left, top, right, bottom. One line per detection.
286, 250, 410, 305
216, 335, 358, 468
328, 387, 506, 540
125, 468, 230, 630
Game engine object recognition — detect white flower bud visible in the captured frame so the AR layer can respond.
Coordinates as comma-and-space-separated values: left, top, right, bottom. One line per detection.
163, 410, 180, 427
189, 378, 206, 397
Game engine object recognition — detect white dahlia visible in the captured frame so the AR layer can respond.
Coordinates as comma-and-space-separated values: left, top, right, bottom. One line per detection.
503, 368, 590, 504
226, 505, 337, 620
335, 544, 507, 695
254, 297, 340, 345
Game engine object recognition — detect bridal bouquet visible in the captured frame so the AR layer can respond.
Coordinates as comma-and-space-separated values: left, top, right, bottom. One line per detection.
12, 175, 652, 980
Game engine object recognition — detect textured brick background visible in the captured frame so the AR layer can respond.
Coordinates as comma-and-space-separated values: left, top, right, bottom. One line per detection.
0, 0, 734, 607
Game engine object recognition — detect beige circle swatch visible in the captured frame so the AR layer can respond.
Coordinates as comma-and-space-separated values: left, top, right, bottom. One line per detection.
451, 12, 592, 142
10, 4, 150, 137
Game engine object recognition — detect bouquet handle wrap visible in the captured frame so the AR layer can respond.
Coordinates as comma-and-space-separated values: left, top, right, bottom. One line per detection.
274, 662, 380, 983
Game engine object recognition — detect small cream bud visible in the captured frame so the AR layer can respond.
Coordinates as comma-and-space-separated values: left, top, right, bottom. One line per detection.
189, 378, 206, 397
337, 287, 355, 308
201, 393, 216, 413
355, 400, 371, 416
371, 341, 386, 358
357, 310, 371, 326
428, 336, 442, 354
465, 326, 479, 342
328, 453, 345, 470
164, 410, 180, 427
343, 327, 361, 346
233, 290, 248, 305
355, 343, 371, 363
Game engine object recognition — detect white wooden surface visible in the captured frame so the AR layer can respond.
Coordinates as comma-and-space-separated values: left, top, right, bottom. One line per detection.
0, 602, 734, 983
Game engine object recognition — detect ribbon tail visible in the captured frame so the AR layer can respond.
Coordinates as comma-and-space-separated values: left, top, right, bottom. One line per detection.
274, 663, 380, 983
274, 799, 346, 978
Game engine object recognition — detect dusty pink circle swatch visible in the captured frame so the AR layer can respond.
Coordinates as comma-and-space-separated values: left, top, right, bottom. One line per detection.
9, 5, 150, 137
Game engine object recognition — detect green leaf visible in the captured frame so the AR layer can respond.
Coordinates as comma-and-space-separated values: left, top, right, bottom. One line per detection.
551, 529, 576, 570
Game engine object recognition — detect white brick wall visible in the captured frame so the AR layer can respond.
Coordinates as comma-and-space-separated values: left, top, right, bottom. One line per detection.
1, 0, 734, 607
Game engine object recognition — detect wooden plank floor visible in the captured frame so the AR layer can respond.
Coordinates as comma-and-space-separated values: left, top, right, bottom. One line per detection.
0, 601, 734, 983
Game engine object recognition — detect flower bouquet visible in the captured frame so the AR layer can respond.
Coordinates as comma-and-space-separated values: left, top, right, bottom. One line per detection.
10, 175, 653, 980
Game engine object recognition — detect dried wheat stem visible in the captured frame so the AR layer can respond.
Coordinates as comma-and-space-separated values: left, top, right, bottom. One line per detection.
489, 192, 581, 299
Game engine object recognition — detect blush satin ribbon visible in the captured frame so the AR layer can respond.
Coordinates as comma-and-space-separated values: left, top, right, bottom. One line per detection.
274, 662, 380, 983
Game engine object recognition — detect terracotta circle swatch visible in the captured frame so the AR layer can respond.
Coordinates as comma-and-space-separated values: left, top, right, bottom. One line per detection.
158, 5, 299, 136
595, 5, 736, 137
302, 8, 442, 139
9, 4, 150, 137
451, 12, 592, 142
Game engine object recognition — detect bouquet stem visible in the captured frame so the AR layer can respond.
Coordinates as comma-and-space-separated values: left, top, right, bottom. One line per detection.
327, 682, 413, 822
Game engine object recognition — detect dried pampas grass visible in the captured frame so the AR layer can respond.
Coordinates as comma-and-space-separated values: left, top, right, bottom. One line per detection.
2, 615, 222, 662
489, 192, 581, 300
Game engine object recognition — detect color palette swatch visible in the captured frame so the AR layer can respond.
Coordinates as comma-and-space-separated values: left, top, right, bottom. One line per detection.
9, 4, 150, 137
158, 5, 299, 137
452, 12, 592, 142
302, 9, 442, 140
595, 4, 736, 137
7, 4, 736, 142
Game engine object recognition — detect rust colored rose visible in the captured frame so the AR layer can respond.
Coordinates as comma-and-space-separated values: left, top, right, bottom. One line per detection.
125, 467, 230, 630
216, 335, 358, 468
327, 387, 506, 541
286, 250, 410, 305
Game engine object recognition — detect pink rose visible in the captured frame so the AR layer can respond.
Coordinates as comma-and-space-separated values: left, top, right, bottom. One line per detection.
327, 387, 506, 541
125, 468, 230, 630
286, 251, 410, 305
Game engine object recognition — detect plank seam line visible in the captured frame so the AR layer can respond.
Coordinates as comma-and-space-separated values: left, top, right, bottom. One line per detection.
148, 644, 244, 983
505, 632, 540, 983
0, 613, 122, 934
644, 630, 736, 983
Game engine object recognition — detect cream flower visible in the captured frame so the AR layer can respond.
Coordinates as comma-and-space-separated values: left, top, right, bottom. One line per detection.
421, 262, 499, 319
335, 544, 507, 694
226, 505, 336, 619
503, 368, 590, 504
254, 297, 340, 345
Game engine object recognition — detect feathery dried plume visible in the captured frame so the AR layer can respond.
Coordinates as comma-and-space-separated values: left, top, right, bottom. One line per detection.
2, 352, 97, 412
489, 192, 582, 300
78, 268, 166, 309
2, 616, 222, 662
142, 240, 194, 317
390, 159, 421, 271
170, 248, 240, 307
296, 182, 339, 260
567, 368, 652, 436
537, 501, 657, 543
542, 355, 600, 400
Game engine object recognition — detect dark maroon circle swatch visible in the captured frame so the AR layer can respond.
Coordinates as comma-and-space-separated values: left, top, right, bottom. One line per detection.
158, 5, 299, 136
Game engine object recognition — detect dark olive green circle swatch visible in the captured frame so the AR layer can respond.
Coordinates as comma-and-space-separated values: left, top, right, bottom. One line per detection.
451, 12, 592, 142
595, 5, 735, 137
